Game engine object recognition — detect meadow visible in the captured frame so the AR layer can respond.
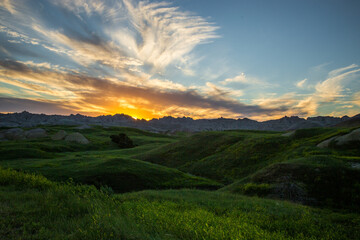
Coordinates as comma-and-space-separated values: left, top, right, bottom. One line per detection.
1, 125, 360, 239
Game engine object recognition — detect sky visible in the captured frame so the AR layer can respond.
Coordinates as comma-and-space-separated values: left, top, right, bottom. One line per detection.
0, 0, 360, 120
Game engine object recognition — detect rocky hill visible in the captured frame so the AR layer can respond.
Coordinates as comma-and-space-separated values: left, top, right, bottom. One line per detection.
0, 111, 352, 132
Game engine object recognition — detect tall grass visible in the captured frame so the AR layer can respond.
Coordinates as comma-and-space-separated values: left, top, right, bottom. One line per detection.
1, 167, 359, 240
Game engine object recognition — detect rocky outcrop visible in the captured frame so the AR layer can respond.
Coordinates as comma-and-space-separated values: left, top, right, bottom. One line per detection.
335, 128, 360, 146
25, 128, 47, 139
281, 131, 295, 137
64, 132, 89, 144
317, 136, 337, 148
317, 128, 360, 148
52, 130, 67, 140
3, 128, 25, 140
0, 127, 47, 140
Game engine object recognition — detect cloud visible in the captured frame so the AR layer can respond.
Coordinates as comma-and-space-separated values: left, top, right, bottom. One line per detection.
221, 73, 247, 85
117, 0, 219, 70
251, 93, 318, 120
31, 24, 140, 71
293, 96, 318, 116
2, 1, 358, 120
0, 0, 17, 14
221, 73, 262, 86
253, 92, 296, 111
55, 0, 107, 16
295, 78, 307, 88
353, 91, 360, 107
315, 64, 360, 102
328, 64, 358, 77
0, 97, 76, 115
205, 82, 243, 99
34, 0, 219, 74
0, 60, 282, 119
1, 0, 219, 75
0, 87, 17, 96
2, 1, 276, 119
251, 64, 360, 119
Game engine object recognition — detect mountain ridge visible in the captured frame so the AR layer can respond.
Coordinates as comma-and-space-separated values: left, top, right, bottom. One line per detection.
0, 111, 353, 132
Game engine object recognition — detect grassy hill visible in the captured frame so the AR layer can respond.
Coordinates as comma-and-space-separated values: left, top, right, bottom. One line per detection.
136, 130, 285, 182
136, 128, 357, 181
1, 167, 359, 240
1, 125, 360, 239
0, 126, 221, 192
136, 127, 360, 209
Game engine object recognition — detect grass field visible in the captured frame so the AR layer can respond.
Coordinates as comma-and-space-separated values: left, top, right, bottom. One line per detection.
0, 126, 221, 192
1, 125, 360, 239
1, 167, 359, 240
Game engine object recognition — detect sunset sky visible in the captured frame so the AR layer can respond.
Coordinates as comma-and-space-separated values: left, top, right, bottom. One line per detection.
0, 0, 360, 120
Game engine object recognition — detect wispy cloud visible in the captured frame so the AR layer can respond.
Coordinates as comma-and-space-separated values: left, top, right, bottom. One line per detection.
328, 64, 358, 77
47, 0, 219, 73
353, 91, 360, 107
315, 64, 360, 102
221, 73, 262, 86
55, 0, 107, 16
0, 0, 17, 14
0, 97, 75, 115
295, 78, 307, 88
251, 64, 360, 118
117, 0, 219, 70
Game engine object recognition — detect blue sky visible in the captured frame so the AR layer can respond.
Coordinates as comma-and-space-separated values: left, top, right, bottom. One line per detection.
0, 0, 359, 120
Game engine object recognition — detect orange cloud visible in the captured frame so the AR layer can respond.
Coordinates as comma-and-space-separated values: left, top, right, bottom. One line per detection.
0, 60, 282, 119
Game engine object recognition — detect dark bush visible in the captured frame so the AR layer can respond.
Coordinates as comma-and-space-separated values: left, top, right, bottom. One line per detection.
110, 133, 135, 148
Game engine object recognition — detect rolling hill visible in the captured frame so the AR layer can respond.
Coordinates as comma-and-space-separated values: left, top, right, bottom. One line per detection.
1, 124, 360, 239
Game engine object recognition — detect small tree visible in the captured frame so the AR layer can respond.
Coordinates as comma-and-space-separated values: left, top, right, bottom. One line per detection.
110, 133, 135, 148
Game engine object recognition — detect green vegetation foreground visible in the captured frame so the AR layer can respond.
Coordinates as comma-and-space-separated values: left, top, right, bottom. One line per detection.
1, 125, 360, 239
1, 167, 359, 240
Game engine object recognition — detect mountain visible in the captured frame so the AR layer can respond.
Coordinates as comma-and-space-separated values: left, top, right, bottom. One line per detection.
334, 114, 360, 128
0, 111, 353, 132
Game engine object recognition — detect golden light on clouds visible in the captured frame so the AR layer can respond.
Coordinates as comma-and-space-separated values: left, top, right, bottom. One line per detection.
0, 0, 359, 119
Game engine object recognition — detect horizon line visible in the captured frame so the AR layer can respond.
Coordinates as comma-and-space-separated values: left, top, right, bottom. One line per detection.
1, 110, 355, 123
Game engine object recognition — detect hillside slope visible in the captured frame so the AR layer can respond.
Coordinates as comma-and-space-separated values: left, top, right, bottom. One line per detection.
136, 130, 285, 182
1, 167, 359, 240
137, 127, 360, 209
0, 126, 221, 192
137, 128, 357, 180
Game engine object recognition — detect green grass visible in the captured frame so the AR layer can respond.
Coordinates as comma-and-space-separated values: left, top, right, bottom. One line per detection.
137, 128, 360, 181
1, 149, 221, 192
0, 125, 176, 160
221, 155, 360, 210
0, 126, 221, 192
136, 130, 283, 182
1, 125, 360, 239
1, 167, 359, 240
133, 127, 360, 209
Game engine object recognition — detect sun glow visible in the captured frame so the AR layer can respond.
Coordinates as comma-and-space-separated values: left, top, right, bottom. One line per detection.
110, 107, 155, 120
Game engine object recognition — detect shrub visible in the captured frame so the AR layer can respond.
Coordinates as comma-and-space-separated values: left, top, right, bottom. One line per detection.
110, 133, 134, 148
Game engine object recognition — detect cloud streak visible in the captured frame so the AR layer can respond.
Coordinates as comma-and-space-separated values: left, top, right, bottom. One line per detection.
295, 78, 307, 88
315, 64, 360, 102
